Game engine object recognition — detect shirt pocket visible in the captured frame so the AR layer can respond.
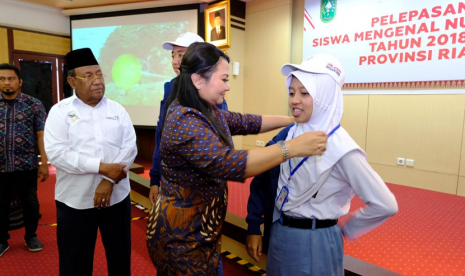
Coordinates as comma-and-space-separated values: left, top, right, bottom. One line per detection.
67, 110, 83, 135
102, 119, 123, 148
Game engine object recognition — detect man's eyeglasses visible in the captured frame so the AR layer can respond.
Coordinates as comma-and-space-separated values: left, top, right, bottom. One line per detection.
74, 73, 106, 82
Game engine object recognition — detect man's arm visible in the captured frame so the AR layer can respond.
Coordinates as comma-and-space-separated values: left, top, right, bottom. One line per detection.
98, 108, 137, 184
149, 82, 172, 204
246, 171, 267, 262
44, 106, 121, 179
36, 131, 49, 182
105, 110, 138, 172
148, 127, 162, 205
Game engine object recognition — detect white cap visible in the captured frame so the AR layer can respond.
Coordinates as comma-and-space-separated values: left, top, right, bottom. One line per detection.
281, 53, 345, 87
162, 32, 204, 50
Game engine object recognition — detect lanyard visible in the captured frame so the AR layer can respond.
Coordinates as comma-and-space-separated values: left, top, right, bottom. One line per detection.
287, 124, 340, 182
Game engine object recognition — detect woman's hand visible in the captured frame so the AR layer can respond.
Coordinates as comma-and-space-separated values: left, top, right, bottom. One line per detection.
244, 131, 327, 178
149, 185, 159, 205
287, 131, 328, 158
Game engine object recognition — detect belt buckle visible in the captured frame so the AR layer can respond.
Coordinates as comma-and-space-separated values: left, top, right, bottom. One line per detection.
280, 214, 291, 226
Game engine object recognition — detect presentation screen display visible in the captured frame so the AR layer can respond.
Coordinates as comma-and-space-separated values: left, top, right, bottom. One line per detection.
303, 0, 464, 92
71, 9, 198, 126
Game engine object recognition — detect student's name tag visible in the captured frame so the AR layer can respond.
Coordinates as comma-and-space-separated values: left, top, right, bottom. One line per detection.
275, 186, 289, 212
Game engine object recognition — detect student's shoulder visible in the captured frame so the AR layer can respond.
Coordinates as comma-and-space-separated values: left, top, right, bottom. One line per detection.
270, 123, 294, 144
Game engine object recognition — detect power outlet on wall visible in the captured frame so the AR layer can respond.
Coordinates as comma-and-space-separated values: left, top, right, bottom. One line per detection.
256, 140, 265, 147
397, 158, 405, 165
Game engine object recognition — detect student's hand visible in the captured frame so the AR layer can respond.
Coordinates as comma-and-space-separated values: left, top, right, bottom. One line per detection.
94, 179, 113, 209
99, 163, 127, 183
287, 131, 327, 158
149, 185, 159, 205
246, 235, 263, 262
340, 211, 357, 243
37, 163, 49, 182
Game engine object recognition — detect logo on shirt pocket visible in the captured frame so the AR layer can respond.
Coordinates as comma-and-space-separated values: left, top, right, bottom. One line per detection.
68, 113, 80, 121
106, 116, 119, 121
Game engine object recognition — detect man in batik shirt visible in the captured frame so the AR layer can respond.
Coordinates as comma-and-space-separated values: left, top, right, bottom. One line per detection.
0, 63, 49, 257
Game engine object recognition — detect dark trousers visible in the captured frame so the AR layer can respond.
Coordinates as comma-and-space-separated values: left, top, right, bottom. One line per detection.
56, 194, 131, 276
0, 170, 39, 244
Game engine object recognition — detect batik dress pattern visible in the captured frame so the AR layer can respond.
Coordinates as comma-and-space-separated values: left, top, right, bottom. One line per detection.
147, 101, 262, 276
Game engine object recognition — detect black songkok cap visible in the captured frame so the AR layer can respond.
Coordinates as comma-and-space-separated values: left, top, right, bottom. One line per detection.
65, 48, 99, 70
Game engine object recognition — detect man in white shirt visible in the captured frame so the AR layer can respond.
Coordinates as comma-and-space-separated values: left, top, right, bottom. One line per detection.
44, 48, 137, 276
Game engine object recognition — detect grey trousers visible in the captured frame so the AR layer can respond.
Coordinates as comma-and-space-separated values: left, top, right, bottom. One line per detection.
266, 220, 344, 276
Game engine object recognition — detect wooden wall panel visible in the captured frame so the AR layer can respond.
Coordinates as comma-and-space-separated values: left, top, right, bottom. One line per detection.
135, 128, 155, 162
246, 0, 292, 14
371, 163, 458, 195
341, 95, 369, 151
458, 177, 465, 197
460, 116, 465, 177
228, 27, 246, 149
366, 95, 465, 175
243, 0, 292, 148
0, 28, 9, 63
290, 0, 304, 64
13, 30, 70, 56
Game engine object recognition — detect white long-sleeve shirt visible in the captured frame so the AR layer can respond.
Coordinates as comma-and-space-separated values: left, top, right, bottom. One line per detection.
44, 95, 137, 209
276, 150, 398, 240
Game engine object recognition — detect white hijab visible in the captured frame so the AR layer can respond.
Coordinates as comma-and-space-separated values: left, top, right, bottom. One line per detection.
277, 70, 364, 212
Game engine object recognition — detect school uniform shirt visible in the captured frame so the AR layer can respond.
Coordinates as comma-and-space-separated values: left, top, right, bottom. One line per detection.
276, 146, 399, 240
44, 95, 137, 210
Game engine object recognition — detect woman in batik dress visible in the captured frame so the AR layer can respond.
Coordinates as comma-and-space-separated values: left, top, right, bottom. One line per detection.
146, 42, 327, 276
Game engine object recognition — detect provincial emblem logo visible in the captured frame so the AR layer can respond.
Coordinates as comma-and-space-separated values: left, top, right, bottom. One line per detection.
68, 113, 80, 121
320, 0, 337, 23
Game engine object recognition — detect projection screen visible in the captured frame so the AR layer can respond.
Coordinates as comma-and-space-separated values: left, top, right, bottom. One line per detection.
71, 8, 198, 126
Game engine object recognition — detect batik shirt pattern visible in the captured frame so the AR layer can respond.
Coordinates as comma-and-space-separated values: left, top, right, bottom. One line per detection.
0, 92, 46, 172
147, 101, 262, 276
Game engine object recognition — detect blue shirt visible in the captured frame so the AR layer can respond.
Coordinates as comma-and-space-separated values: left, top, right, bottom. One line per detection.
149, 78, 229, 186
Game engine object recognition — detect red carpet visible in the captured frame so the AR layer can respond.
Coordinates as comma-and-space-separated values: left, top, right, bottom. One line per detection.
341, 184, 465, 276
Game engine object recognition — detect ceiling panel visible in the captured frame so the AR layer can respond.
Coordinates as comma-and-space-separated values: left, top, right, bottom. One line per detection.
18, 0, 194, 9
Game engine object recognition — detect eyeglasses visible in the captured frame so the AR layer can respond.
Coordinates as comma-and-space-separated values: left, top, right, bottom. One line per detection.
74, 73, 106, 82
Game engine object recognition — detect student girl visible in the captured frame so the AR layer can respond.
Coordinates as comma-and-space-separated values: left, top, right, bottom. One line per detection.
246, 53, 398, 276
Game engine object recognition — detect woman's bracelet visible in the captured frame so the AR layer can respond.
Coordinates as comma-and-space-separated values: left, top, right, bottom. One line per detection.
277, 140, 290, 162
